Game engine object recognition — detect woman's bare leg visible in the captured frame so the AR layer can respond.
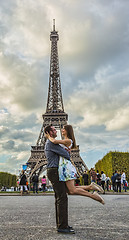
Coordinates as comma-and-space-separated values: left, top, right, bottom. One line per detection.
76, 182, 104, 193
76, 185, 92, 190
66, 180, 105, 204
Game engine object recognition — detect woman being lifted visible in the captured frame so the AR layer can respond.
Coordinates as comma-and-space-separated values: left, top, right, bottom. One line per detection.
46, 124, 105, 205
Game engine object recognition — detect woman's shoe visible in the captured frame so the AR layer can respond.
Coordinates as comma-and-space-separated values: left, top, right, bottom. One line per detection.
93, 192, 105, 205
91, 182, 104, 193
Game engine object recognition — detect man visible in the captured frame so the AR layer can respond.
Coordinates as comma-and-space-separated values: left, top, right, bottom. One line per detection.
115, 171, 121, 192
101, 171, 106, 194
111, 173, 116, 192
44, 125, 75, 234
32, 172, 39, 194
83, 171, 88, 186
96, 170, 101, 186
90, 168, 97, 183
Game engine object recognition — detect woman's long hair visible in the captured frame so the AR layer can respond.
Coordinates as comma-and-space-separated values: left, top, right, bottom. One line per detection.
64, 125, 77, 149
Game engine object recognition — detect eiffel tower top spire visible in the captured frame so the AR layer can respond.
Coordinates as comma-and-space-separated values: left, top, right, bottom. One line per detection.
46, 19, 64, 113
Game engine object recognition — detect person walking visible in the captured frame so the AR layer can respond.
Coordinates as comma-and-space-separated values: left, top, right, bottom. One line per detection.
121, 171, 127, 192
32, 173, 39, 194
19, 170, 29, 196
101, 171, 106, 194
42, 175, 47, 192
46, 125, 104, 204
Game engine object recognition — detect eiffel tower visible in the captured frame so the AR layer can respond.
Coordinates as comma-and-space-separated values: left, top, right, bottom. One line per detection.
27, 20, 88, 179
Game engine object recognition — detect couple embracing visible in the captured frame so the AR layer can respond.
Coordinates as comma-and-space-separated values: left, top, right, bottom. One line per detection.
44, 124, 105, 234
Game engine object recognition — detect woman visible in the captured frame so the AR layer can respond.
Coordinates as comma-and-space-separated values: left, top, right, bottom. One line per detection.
19, 170, 29, 196
42, 175, 47, 192
46, 125, 105, 205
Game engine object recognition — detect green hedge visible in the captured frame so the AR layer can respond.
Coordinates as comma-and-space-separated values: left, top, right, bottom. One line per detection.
95, 151, 129, 182
0, 172, 17, 188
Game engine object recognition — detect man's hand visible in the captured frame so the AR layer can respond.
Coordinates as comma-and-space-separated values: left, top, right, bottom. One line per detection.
65, 148, 71, 153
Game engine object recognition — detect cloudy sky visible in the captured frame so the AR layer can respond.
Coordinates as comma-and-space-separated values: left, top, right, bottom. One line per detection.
0, 0, 129, 175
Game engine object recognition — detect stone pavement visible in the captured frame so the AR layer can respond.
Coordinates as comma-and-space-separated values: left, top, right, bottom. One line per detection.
0, 194, 129, 240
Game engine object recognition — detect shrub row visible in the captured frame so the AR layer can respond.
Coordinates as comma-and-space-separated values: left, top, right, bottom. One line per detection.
0, 172, 17, 188
95, 151, 129, 182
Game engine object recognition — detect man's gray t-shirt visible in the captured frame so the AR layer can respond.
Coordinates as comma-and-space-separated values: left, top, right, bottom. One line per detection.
45, 139, 70, 168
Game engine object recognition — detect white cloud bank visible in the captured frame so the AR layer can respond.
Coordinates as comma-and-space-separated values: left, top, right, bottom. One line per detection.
0, 0, 129, 173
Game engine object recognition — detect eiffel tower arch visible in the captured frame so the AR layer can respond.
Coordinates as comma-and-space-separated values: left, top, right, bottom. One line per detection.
27, 20, 88, 179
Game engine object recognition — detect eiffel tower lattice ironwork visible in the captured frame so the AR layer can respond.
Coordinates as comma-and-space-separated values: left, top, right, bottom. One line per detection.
27, 20, 88, 179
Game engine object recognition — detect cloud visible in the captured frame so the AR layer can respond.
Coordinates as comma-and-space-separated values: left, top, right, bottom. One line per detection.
0, 0, 129, 172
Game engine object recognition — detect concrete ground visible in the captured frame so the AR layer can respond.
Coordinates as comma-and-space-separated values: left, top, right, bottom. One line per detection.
0, 194, 129, 240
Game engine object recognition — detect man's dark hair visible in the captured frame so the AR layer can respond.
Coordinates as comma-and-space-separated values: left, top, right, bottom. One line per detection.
44, 125, 53, 134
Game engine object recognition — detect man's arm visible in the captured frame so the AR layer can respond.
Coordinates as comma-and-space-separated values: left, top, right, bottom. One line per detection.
46, 141, 70, 160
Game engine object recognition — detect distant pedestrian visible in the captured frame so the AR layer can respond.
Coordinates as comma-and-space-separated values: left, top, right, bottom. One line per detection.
19, 170, 29, 196
42, 175, 47, 192
82, 171, 89, 185
106, 175, 111, 191
114, 170, 118, 191
116, 172, 121, 192
121, 171, 127, 192
90, 168, 97, 183
32, 173, 39, 194
96, 170, 101, 186
111, 173, 116, 192
101, 171, 106, 194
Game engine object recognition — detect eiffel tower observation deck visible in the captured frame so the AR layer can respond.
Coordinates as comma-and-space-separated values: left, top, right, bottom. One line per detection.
27, 20, 88, 178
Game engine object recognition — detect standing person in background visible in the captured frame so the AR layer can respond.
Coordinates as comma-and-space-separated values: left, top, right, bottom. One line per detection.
115, 171, 121, 192
96, 170, 101, 186
90, 168, 97, 183
83, 171, 89, 186
121, 171, 127, 192
42, 175, 47, 192
111, 173, 116, 192
101, 171, 106, 194
32, 172, 39, 194
19, 170, 29, 196
114, 170, 118, 192
106, 174, 111, 191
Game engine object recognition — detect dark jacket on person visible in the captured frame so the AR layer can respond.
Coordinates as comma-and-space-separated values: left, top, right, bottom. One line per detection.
111, 175, 116, 183
19, 174, 27, 185
32, 175, 39, 183
116, 173, 121, 183
83, 173, 88, 183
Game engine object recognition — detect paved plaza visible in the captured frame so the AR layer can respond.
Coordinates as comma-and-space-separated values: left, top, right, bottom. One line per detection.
0, 194, 129, 240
